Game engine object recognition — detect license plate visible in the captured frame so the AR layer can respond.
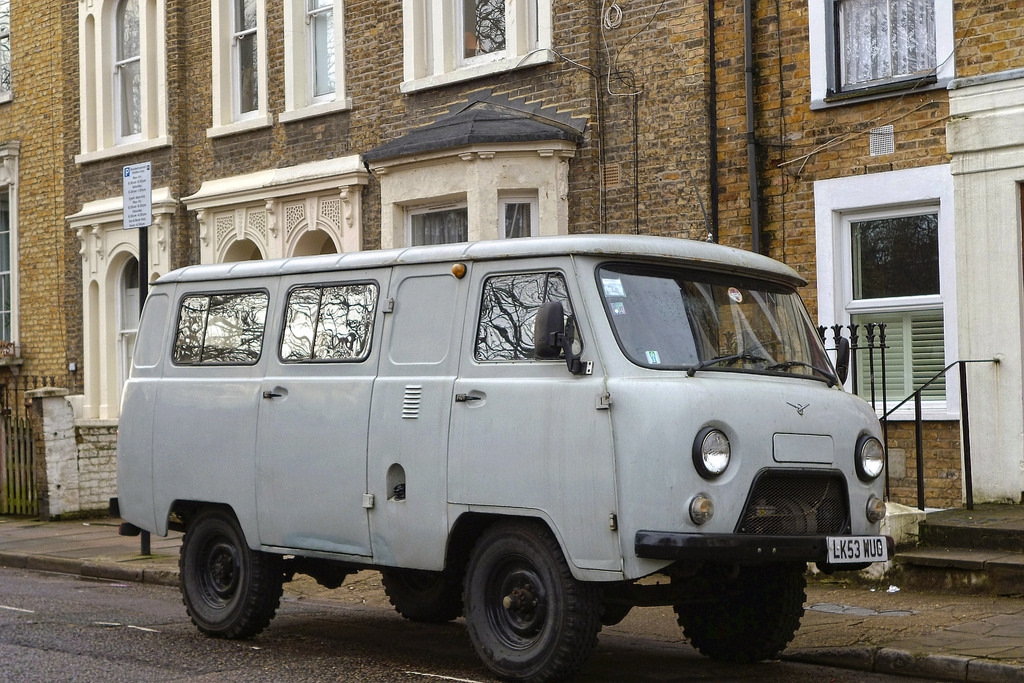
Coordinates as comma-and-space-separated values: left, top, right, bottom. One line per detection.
825, 535, 889, 564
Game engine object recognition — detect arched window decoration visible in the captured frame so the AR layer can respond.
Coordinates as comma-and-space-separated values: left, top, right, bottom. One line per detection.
115, 0, 142, 140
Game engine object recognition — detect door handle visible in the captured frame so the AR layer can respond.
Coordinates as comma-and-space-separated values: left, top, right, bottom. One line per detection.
262, 391, 282, 399
455, 393, 482, 403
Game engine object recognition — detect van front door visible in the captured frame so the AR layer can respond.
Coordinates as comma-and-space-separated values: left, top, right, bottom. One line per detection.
448, 268, 621, 573
367, 263, 468, 569
255, 273, 389, 557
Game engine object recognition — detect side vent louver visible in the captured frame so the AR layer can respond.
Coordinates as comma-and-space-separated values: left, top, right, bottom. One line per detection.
402, 385, 423, 419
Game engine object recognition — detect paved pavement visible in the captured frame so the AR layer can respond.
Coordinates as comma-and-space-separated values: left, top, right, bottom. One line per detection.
3, 515, 1024, 682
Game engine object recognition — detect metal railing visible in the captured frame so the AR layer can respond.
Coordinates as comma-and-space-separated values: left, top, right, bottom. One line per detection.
820, 324, 998, 511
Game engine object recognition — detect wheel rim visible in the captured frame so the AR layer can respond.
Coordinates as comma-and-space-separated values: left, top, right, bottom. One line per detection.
486, 558, 548, 650
197, 535, 242, 609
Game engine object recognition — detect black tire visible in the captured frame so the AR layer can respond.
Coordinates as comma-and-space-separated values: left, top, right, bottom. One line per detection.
179, 509, 284, 639
674, 563, 806, 662
380, 567, 463, 623
463, 521, 602, 682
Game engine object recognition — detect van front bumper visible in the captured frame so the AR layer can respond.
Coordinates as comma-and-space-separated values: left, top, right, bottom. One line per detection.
635, 530, 894, 571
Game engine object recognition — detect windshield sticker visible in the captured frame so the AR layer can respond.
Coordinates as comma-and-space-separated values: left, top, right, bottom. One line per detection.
728, 287, 743, 303
645, 350, 661, 365
603, 278, 626, 298
610, 301, 626, 315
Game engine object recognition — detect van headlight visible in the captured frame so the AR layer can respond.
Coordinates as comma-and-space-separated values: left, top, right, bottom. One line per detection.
856, 435, 885, 481
693, 427, 730, 479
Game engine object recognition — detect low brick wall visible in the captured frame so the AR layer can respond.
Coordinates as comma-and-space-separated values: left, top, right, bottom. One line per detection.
27, 389, 117, 519
75, 419, 118, 513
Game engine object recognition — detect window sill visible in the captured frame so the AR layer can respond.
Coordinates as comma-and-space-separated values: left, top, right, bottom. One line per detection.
811, 76, 946, 111
0, 91, 11, 105
206, 115, 274, 139
400, 49, 555, 94
875, 405, 958, 422
75, 136, 173, 166
279, 97, 353, 123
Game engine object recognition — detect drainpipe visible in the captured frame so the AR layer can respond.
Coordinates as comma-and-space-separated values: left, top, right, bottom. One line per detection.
707, 0, 720, 242
744, 0, 761, 254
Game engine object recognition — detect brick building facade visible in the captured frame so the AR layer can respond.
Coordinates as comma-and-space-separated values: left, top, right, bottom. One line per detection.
0, 0, 1016, 514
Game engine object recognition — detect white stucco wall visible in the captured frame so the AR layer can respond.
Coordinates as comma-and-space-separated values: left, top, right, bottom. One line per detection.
947, 70, 1024, 503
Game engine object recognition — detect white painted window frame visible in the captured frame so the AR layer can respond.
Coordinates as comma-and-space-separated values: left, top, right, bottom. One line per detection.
498, 194, 538, 238
281, 0, 351, 123
808, 0, 954, 109
0, 0, 12, 102
76, 0, 170, 163
400, 0, 553, 93
209, 0, 271, 137
815, 164, 958, 419
113, 0, 142, 144
405, 200, 469, 246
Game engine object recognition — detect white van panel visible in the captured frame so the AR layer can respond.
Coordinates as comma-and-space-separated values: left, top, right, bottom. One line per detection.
366, 264, 468, 569
254, 271, 390, 556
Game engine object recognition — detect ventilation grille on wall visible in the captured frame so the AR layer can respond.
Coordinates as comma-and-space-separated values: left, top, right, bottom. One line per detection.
603, 163, 621, 188
869, 125, 895, 156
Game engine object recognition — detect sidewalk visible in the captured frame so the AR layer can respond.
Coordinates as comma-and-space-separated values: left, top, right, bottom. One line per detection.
3, 515, 1024, 682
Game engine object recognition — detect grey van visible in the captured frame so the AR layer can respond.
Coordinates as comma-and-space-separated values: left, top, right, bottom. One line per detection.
117, 234, 889, 681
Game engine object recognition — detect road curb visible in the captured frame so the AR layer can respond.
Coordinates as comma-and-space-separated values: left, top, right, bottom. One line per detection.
1, 553, 179, 588
785, 646, 1024, 682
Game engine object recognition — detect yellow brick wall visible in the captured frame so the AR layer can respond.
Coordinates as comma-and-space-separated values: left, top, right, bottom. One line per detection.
0, 0, 66, 382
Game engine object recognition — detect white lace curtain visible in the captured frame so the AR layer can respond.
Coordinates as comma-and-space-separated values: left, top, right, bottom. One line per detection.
839, 0, 937, 88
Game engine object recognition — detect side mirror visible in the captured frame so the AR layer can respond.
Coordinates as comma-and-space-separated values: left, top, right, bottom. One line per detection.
534, 301, 566, 360
834, 336, 850, 385
534, 301, 587, 374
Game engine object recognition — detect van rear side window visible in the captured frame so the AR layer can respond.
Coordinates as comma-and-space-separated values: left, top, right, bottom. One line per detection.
281, 283, 378, 362
172, 291, 269, 365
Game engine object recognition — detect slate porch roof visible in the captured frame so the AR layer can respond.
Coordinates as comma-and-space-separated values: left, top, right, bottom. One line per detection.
363, 91, 587, 163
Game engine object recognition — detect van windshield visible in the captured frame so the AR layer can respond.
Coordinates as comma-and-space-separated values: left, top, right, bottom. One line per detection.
598, 263, 835, 382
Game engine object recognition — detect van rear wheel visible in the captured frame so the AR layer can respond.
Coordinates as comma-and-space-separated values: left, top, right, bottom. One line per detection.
674, 563, 806, 662
179, 509, 283, 639
380, 568, 463, 622
463, 521, 602, 682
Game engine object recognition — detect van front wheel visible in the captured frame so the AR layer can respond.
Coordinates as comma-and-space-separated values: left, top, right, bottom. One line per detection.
180, 509, 284, 639
463, 521, 602, 682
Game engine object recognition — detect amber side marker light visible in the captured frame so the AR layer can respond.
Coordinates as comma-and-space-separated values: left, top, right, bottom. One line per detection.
452, 263, 467, 279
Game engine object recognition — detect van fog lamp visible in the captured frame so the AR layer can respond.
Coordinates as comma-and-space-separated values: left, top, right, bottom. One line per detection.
856, 435, 885, 482
689, 494, 714, 525
693, 428, 730, 479
866, 495, 886, 523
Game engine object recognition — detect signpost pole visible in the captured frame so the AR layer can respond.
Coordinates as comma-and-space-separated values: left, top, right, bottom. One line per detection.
123, 162, 152, 556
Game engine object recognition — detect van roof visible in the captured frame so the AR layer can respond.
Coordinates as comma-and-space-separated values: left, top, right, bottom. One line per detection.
155, 234, 805, 288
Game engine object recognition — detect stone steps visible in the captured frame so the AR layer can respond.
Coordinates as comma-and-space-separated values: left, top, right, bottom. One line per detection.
891, 503, 1024, 596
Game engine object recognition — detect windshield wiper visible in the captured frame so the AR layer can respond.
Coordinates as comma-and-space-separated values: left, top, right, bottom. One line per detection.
686, 352, 767, 377
765, 360, 838, 387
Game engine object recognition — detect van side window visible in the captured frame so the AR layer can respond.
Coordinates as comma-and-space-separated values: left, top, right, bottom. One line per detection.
172, 291, 269, 365
281, 283, 378, 362
475, 272, 579, 361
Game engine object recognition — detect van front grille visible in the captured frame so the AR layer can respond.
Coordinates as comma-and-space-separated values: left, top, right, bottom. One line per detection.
736, 470, 849, 535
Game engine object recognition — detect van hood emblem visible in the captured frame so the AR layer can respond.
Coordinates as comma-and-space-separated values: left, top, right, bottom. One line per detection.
787, 402, 810, 416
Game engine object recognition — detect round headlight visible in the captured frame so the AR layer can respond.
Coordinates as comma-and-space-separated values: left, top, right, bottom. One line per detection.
856, 435, 885, 481
693, 427, 731, 479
